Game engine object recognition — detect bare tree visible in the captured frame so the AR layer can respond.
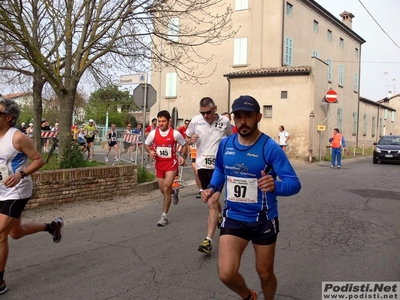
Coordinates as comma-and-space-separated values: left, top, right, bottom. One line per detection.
0, 0, 236, 152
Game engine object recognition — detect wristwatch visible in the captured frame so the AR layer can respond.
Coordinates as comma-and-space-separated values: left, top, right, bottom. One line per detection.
19, 171, 27, 179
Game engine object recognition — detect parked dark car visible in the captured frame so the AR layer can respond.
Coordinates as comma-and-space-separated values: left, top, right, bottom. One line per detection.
373, 135, 400, 164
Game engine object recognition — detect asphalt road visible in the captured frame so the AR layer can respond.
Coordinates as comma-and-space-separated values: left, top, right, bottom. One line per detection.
5, 156, 400, 300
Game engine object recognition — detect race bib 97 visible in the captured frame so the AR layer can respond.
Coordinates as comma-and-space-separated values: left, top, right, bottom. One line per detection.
227, 176, 258, 203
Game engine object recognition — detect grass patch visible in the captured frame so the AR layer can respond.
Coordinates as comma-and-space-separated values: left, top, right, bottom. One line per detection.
137, 166, 156, 184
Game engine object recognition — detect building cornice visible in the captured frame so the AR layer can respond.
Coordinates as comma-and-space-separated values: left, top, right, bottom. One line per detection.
360, 96, 396, 111
224, 65, 312, 78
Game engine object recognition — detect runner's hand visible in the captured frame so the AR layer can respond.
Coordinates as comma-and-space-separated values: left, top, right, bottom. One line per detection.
258, 170, 275, 193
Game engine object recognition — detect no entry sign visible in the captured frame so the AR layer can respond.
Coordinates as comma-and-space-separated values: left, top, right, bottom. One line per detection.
326, 89, 338, 103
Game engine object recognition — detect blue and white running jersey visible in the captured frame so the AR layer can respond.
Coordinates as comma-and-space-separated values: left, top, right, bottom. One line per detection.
0, 128, 32, 200
209, 133, 301, 222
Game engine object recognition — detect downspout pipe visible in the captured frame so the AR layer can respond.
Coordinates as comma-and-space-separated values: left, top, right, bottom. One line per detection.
356, 46, 362, 147
226, 76, 231, 112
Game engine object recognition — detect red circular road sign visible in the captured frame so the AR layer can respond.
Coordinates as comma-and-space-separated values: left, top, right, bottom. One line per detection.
326, 89, 338, 103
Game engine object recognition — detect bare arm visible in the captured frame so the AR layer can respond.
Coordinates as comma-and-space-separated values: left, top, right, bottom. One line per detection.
3, 131, 44, 188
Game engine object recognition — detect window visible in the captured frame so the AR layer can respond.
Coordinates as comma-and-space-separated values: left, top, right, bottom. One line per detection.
233, 37, 247, 66
363, 114, 367, 136
286, 2, 293, 16
327, 29, 332, 42
355, 48, 359, 58
372, 116, 376, 137
313, 20, 319, 33
352, 112, 357, 136
337, 108, 343, 132
327, 58, 332, 82
392, 111, 395, 122
235, 0, 248, 11
285, 37, 293, 65
165, 72, 177, 97
312, 50, 319, 58
338, 64, 344, 86
168, 17, 179, 42
379, 118, 383, 136
384, 109, 388, 120
340, 38, 344, 48
281, 91, 288, 99
353, 73, 359, 92
263, 105, 272, 118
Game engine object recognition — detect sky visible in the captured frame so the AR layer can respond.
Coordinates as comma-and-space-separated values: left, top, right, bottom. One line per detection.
315, 0, 400, 101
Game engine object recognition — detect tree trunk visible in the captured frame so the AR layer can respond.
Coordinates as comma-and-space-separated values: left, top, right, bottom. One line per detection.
57, 89, 76, 156
32, 71, 46, 152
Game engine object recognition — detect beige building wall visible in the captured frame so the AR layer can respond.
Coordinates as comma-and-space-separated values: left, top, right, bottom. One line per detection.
358, 98, 396, 147
229, 73, 314, 158
151, 0, 366, 160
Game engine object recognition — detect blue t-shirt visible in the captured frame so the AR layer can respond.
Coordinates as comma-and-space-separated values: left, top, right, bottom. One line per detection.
209, 133, 301, 222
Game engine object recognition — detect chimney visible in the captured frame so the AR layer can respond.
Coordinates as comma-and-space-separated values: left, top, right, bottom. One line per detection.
339, 11, 355, 29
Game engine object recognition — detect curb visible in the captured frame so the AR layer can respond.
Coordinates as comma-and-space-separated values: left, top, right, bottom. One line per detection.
137, 180, 159, 194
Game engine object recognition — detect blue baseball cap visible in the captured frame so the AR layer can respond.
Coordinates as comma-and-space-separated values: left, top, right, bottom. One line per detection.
231, 95, 260, 113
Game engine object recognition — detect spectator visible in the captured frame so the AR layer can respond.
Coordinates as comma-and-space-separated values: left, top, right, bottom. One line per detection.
329, 128, 346, 169
18, 122, 26, 134
278, 125, 291, 152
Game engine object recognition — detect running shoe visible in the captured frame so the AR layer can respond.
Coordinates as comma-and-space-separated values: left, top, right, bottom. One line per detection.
0, 280, 7, 295
249, 289, 257, 300
217, 213, 223, 229
157, 215, 168, 226
196, 192, 201, 199
105, 157, 109, 162
198, 238, 212, 254
172, 188, 180, 205
51, 217, 64, 243
114, 158, 119, 162
337, 165, 341, 169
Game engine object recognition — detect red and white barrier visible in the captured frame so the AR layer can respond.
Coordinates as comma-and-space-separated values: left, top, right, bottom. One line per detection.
122, 133, 139, 143
41, 131, 58, 138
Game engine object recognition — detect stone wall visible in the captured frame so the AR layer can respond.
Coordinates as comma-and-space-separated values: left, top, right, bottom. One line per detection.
27, 165, 138, 209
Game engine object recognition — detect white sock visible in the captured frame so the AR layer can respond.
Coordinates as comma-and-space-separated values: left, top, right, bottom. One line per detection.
162, 213, 167, 218
206, 237, 212, 243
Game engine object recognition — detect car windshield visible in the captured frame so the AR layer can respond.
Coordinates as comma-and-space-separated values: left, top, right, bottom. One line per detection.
378, 137, 400, 145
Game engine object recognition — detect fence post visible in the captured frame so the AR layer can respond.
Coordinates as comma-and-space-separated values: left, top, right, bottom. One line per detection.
362, 143, 365, 156
353, 143, 356, 156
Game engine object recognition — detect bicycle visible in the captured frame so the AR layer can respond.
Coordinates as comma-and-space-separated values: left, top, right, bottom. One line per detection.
45, 137, 91, 164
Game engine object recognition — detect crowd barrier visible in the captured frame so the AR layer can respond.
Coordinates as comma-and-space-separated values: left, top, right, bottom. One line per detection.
113, 133, 141, 165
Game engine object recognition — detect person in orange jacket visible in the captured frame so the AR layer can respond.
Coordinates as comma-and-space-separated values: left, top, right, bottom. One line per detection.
329, 128, 346, 168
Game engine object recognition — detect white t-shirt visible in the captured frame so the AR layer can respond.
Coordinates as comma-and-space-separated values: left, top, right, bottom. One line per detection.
278, 131, 290, 146
186, 114, 232, 170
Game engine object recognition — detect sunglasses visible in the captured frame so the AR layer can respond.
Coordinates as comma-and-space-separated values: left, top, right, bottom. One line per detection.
199, 108, 214, 116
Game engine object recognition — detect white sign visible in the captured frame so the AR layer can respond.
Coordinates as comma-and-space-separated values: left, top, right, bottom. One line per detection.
120, 73, 147, 85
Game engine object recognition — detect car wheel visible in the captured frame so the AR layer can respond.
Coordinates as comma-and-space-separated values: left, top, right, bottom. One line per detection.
373, 158, 378, 164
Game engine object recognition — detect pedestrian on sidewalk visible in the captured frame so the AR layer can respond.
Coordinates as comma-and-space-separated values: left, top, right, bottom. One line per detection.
329, 128, 346, 168
144, 110, 187, 226
185, 97, 232, 254
278, 125, 291, 152
202, 95, 301, 300
0, 97, 64, 295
